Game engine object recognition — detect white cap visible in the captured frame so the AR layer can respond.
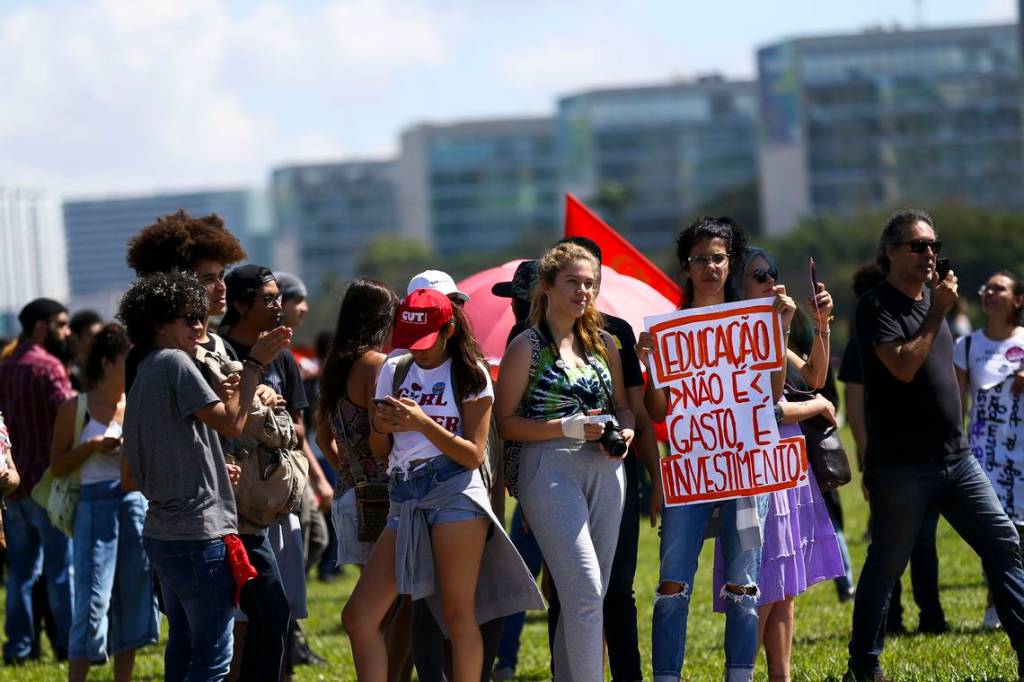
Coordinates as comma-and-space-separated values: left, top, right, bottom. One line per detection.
407, 270, 470, 303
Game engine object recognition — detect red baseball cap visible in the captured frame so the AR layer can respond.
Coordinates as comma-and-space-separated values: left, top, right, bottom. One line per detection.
392, 288, 454, 350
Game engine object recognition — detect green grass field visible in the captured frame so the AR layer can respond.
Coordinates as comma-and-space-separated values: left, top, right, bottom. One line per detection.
5, 441, 1021, 681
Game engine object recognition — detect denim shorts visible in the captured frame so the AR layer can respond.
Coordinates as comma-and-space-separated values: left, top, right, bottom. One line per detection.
331, 487, 375, 566
69, 481, 159, 662
385, 455, 487, 530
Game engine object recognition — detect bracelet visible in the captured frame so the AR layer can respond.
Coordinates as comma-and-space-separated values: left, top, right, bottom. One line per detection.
242, 358, 264, 374
814, 327, 831, 337
782, 327, 791, 335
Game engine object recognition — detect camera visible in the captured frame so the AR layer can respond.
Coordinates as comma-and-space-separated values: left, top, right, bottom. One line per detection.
599, 419, 628, 458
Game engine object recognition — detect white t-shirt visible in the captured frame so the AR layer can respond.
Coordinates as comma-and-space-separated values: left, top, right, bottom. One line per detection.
374, 356, 493, 473
79, 415, 124, 486
953, 328, 1024, 524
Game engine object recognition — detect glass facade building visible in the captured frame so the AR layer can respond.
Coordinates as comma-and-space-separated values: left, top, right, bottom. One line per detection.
557, 79, 759, 251
398, 118, 559, 257
759, 24, 1022, 234
271, 161, 400, 291
63, 190, 270, 318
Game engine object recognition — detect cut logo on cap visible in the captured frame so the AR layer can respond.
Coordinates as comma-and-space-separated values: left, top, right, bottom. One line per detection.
401, 311, 428, 324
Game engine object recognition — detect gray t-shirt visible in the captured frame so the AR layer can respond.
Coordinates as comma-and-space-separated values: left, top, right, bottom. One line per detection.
124, 348, 237, 541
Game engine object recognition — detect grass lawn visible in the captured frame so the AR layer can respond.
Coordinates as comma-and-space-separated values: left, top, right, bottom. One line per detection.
6, 433, 1021, 680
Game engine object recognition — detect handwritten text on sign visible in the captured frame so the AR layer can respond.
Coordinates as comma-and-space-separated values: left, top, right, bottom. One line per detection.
645, 298, 808, 506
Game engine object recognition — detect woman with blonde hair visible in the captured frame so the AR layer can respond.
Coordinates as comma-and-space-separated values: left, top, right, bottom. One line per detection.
495, 242, 636, 681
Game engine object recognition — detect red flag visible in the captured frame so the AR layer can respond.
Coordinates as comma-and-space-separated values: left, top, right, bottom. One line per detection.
564, 193, 681, 304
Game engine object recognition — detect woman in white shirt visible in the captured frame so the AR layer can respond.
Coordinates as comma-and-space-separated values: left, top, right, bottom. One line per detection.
342, 288, 542, 682
49, 323, 159, 682
955, 269, 1024, 630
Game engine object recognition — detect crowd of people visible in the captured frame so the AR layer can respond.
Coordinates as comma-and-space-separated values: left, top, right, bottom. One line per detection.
0, 207, 1022, 682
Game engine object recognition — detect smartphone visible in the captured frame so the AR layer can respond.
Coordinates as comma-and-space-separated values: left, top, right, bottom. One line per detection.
809, 256, 819, 292
372, 398, 390, 407
935, 258, 951, 281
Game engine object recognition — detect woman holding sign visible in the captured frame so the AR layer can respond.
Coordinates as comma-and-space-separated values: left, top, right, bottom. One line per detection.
494, 242, 635, 682
710, 247, 844, 682
637, 217, 795, 682
954, 270, 1024, 630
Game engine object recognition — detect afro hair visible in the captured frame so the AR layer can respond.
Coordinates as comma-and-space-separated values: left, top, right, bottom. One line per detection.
117, 270, 209, 349
126, 209, 247, 276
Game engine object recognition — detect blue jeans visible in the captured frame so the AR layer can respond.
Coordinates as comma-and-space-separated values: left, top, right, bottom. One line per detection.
495, 503, 543, 671
144, 537, 236, 682
2, 497, 73, 660
848, 455, 1024, 677
69, 482, 158, 662
238, 532, 291, 682
652, 498, 765, 682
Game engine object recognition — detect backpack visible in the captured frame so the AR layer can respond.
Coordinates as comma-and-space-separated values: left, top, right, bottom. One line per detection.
391, 354, 502, 495
197, 338, 309, 532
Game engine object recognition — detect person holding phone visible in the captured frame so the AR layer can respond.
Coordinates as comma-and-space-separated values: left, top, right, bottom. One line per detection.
494, 242, 635, 682
49, 323, 159, 682
343, 288, 541, 682
846, 209, 1024, 682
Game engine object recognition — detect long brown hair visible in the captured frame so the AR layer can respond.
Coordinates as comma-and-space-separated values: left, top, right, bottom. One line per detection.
529, 243, 608, 363
444, 304, 488, 398
318, 279, 399, 422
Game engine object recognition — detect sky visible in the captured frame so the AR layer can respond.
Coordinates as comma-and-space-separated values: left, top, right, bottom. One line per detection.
1, 0, 1016, 198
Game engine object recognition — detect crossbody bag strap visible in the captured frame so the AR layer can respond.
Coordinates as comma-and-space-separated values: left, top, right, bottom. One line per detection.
70, 393, 88, 486
517, 328, 544, 413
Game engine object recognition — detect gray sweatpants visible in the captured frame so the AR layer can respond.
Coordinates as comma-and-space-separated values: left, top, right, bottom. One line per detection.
518, 437, 625, 682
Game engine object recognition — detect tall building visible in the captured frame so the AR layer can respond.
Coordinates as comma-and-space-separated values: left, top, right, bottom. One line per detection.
271, 160, 401, 291
0, 188, 69, 337
758, 24, 1023, 235
398, 118, 559, 257
557, 78, 760, 250
63, 189, 271, 318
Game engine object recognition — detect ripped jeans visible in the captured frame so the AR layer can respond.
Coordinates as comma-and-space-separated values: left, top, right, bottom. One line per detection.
652, 498, 765, 682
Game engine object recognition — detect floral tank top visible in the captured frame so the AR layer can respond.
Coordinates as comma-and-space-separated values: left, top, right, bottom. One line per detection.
522, 335, 613, 422
328, 395, 388, 498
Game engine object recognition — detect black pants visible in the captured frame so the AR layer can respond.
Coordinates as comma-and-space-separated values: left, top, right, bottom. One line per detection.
886, 508, 946, 630
548, 453, 643, 682
411, 599, 503, 682
238, 532, 292, 682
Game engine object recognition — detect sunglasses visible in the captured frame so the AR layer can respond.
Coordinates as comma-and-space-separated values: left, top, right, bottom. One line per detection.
261, 293, 283, 307
687, 253, 730, 269
750, 267, 778, 284
896, 239, 942, 254
178, 313, 204, 327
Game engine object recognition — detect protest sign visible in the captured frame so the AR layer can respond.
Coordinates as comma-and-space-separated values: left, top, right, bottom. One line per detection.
644, 297, 809, 506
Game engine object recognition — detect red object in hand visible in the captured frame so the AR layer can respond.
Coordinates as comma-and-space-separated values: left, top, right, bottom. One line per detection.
223, 534, 258, 606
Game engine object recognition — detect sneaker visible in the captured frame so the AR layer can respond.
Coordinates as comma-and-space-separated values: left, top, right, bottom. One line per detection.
843, 669, 891, 682
839, 586, 856, 603
983, 605, 1002, 630
492, 666, 515, 680
291, 626, 327, 666
917, 617, 949, 635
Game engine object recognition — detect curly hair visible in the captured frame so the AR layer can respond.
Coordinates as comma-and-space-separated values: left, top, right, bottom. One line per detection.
117, 271, 209, 349
82, 322, 131, 389
529, 243, 608, 363
676, 216, 747, 308
126, 209, 247, 276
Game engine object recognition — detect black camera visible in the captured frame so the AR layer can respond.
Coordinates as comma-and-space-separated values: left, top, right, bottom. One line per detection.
600, 420, 628, 458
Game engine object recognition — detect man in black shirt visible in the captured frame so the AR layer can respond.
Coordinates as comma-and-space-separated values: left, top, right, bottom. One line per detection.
846, 210, 1024, 682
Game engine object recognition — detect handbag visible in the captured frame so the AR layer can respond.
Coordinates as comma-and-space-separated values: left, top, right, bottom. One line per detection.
31, 394, 87, 536
336, 403, 388, 543
800, 414, 852, 491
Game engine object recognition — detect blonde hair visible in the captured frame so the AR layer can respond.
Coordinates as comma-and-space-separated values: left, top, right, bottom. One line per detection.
529, 243, 608, 363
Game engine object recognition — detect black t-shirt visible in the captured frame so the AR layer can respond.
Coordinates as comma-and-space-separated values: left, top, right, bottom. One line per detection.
506, 313, 644, 389
855, 280, 967, 468
223, 337, 308, 414
837, 335, 862, 385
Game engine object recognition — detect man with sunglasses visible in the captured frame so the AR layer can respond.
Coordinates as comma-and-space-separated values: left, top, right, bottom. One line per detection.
222, 264, 333, 679
845, 209, 1024, 682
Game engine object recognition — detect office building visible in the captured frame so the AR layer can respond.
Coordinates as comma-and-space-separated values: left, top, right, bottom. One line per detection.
398, 118, 559, 257
63, 189, 271, 318
0, 188, 69, 337
271, 160, 401, 291
758, 24, 1022, 235
557, 78, 760, 250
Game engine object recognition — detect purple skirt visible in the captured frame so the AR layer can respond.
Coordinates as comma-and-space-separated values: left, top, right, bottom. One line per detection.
713, 423, 845, 610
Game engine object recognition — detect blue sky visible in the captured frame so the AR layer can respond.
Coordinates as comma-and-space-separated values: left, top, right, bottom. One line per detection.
0, 0, 1015, 197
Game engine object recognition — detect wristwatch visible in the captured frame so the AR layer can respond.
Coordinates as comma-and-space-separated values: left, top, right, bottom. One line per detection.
773, 402, 784, 424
